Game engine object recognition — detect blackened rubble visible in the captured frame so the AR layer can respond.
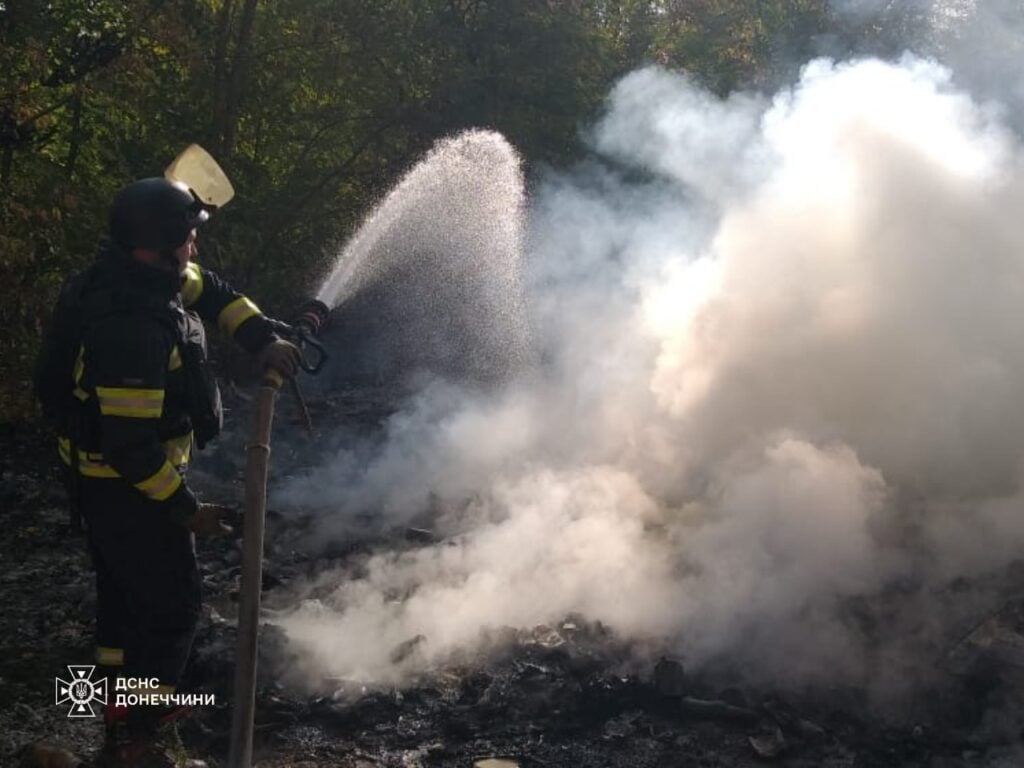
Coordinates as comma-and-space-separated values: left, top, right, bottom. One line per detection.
5, 394, 1024, 767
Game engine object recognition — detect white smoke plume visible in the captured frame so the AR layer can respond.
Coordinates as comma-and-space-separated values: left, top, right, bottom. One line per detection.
275, 53, 1024, 697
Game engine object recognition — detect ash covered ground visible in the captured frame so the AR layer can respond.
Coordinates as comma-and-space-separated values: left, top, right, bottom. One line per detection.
3, 387, 1024, 768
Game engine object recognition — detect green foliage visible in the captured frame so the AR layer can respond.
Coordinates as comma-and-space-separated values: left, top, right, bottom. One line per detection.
0, 0, 935, 423
652, 0, 830, 92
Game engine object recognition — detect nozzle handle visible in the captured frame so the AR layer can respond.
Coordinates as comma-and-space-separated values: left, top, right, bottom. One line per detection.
295, 326, 328, 374
266, 318, 329, 375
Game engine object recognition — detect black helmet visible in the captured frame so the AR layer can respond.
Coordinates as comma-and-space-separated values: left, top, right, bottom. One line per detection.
109, 177, 209, 252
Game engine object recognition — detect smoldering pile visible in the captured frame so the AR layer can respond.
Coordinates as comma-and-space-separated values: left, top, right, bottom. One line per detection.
181, 23, 1024, 768
187, 389, 1024, 766
273, 54, 1024, 702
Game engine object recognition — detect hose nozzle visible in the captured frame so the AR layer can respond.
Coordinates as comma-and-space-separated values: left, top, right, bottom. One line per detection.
292, 299, 330, 337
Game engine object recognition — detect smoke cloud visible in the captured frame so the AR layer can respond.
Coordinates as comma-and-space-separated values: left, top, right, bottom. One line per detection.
274, 44, 1024, 697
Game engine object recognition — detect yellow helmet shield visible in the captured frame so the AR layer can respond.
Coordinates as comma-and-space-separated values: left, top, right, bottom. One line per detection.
164, 144, 235, 209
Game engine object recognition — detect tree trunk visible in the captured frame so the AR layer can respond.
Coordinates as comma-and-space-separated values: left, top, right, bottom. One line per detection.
221, 0, 259, 158
0, 144, 12, 192
65, 87, 84, 179
211, 0, 236, 156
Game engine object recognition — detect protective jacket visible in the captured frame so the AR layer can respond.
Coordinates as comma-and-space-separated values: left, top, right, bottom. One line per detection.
58, 242, 275, 515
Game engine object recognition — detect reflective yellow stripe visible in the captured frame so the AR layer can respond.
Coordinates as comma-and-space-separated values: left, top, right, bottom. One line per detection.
58, 435, 192, 479
163, 432, 192, 466
96, 647, 124, 666
78, 457, 119, 478
168, 345, 182, 371
58, 436, 191, 483
154, 684, 176, 696
134, 461, 182, 501
218, 296, 260, 336
96, 386, 164, 418
181, 262, 203, 307
57, 437, 120, 478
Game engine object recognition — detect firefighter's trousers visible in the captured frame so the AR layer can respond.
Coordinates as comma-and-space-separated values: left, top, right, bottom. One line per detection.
80, 476, 201, 692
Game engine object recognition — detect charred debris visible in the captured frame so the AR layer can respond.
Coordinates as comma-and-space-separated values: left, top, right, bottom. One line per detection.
3, 390, 1024, 767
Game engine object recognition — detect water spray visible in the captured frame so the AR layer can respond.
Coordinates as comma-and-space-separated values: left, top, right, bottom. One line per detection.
312, 129, 529, 383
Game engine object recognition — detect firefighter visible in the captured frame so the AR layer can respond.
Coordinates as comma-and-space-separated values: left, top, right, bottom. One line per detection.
34, 175, 301, 767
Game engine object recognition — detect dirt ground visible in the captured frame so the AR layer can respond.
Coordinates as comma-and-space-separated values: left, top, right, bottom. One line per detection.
3, 388, 1024, 768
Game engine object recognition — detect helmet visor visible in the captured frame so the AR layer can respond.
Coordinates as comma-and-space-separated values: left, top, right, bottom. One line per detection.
165, 144, 235, 209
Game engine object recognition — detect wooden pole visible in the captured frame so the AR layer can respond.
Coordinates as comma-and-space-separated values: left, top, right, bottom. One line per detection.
228, 370, 282, 768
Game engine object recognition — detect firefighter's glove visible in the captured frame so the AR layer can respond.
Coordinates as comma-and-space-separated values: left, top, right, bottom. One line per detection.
259, 338, 302, 378
185, 502, 235, 536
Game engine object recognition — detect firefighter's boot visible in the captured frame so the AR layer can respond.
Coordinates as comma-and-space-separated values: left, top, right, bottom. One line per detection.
16, 742, 82, 767
93, 704, 206, 768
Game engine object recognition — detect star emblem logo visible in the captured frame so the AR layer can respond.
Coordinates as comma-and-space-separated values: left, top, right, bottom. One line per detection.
55, 665, 107, 718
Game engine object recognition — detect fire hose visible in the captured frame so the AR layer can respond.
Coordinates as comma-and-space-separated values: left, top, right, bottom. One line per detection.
228, 299, 330, 768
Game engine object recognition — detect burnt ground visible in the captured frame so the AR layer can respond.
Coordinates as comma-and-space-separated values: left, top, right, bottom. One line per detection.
3, 387, 1024, 768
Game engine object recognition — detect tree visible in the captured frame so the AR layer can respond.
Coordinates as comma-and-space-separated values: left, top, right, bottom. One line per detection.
0, 0, 939, 423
